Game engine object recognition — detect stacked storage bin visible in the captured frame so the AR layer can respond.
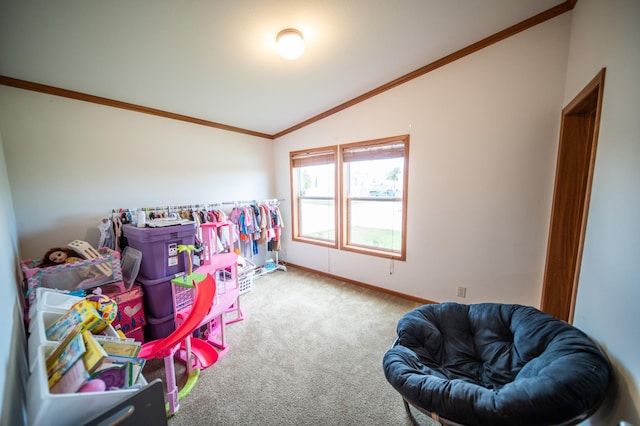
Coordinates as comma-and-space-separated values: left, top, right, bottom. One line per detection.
122, 223, 196, 342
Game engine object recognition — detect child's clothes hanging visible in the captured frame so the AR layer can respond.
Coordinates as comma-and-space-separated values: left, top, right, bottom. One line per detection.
267, 203, 284, 252
257, 204, 269, 244
98, 217, 116, 251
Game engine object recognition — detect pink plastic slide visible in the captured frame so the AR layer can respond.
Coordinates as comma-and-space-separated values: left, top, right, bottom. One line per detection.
181, 338, 218, 369
139, 273, 216, 359
138, 273, 219, 415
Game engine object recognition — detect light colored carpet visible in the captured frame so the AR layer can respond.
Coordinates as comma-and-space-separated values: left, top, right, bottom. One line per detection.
143, 266, 436, 425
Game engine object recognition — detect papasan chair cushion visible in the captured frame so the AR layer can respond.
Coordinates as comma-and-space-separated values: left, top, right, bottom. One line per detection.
383, 303, 612, 426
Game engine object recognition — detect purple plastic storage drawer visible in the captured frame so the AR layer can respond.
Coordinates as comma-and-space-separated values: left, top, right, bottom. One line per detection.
144, 313, 175, 341
137, 274, 174, 318
122, 223, 196, 280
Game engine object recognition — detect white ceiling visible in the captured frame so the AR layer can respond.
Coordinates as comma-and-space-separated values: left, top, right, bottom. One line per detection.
0, 0, 566, 137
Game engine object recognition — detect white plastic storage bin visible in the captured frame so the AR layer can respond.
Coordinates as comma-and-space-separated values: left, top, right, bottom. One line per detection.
28, 288, 83, 332
237, 257, 256, 295
28, 310, 120, 373
27, 343, 146, 426
238, 269, 255, 295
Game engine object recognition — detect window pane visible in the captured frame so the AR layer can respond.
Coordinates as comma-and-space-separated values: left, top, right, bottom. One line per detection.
347, 157, 403, 198
348, 199, 403, 251
292, 155, 336, 245
298, 164, 334, 197
299, 199, 335, 241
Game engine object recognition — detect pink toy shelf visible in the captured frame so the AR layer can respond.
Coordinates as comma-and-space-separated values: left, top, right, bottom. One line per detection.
198, 221, 234, 265
171, 252, 242, 361
199, 218, 254, 299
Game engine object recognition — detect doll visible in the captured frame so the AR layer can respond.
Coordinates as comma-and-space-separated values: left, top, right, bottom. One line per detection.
41, 247, 83, 268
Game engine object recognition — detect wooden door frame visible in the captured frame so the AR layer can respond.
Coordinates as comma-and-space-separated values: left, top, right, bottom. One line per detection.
540, 68, 606, 323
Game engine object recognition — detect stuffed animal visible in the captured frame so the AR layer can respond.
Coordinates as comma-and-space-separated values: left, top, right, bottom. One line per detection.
41, 247, 83, 268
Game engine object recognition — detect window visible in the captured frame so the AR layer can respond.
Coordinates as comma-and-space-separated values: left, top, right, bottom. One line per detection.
290, 135, 409, 260
341, 136, 408, 259
290, 146, 338, 247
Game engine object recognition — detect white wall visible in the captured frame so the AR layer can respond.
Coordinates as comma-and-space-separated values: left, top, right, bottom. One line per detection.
566, 0, 640, 424
0, 132, 27, 426
274, 14, 571, 307
0, 86, 275, 261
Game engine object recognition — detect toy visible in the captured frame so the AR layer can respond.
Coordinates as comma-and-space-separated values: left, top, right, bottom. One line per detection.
176, 244, 200, 276
139, 273, 218, 416
68, 240, 113, 276
46, 299, 112, 340
77, 378, 106, 393
85, 294, 118, 325
22, 248, 123, 307
41, 247, 83, 268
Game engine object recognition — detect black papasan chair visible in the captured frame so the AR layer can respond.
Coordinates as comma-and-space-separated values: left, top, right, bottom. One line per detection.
383, 303, 612, 426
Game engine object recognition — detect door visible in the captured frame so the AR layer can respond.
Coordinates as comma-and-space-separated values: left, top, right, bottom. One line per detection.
540, 69, 606, 323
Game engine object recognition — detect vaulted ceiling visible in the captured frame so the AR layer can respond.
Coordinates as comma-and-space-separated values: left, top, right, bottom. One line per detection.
0, 1, 571, 138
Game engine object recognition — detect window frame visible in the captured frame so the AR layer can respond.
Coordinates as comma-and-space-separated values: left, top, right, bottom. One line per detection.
340, 135, 409, 260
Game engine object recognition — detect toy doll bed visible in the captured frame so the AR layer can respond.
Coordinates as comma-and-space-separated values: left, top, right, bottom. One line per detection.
383, 303, 612, 426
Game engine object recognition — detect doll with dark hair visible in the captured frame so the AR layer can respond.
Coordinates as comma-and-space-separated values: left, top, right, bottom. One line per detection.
41, 247, 83, 268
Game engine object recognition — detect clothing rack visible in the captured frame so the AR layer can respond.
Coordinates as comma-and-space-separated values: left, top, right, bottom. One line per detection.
112, 198, 283, 215
106, 199, 286, 273
224, 200, 286, 273
221, 198, 283, 206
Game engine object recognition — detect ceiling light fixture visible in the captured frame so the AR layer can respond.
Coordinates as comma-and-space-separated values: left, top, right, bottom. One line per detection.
276, 28, 304, 60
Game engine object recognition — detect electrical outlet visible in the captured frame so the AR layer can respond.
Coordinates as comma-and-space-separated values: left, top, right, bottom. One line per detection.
456, 286, 466, 298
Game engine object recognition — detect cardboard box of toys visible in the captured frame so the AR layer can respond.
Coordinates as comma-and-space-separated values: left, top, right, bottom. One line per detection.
100, 282, 146, 341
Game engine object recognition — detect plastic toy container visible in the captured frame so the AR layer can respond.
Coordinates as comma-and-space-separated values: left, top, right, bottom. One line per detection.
237, 257, 256, 295
28, 310, 119, 374
136, 274, 175, 319
21, 248, 122, 310
27, 342, 146, 426
122, 223, 196, 280
144, 313, 175, 341
238, 270, 255, 295
28, 288, 83, 331
119, 246, 142, 288
28, 311, 70, 373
